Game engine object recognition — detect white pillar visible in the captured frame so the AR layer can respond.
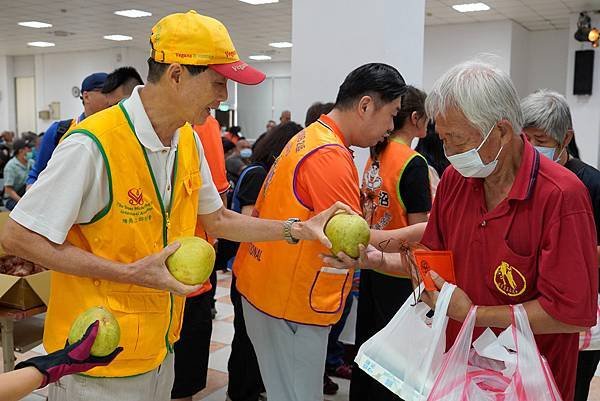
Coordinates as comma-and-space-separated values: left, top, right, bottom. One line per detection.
566, 12, 600, 168
291, 0, 426, 176
0, 56, 16, 132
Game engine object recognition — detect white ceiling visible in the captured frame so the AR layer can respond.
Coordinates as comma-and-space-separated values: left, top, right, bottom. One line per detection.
0, 0, 599, 60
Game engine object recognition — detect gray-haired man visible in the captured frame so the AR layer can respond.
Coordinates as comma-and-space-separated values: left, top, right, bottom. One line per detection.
522, 89, 600, 401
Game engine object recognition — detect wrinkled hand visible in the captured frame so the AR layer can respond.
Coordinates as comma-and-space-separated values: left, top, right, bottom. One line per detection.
128, 242, 202, 296
295, 202, 356, 248
320, 244, 385, 270
15, 321, 123, 387
420, 271, 472, 322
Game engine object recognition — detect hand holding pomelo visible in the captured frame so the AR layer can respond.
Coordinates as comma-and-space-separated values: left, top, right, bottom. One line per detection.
67, 306, 121, 357
325, 213, 370, 259
166, 236, 215, 285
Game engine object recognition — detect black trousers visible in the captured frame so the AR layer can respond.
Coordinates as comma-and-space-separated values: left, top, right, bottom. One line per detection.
171, 293, 213, 399
350, 270, 414, 401
227, 275, 265, 401
574, 350, 600, 401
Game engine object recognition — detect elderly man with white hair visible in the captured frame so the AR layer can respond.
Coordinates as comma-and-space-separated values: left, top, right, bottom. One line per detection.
522, 89, 600, 401
324, 61, 598, 401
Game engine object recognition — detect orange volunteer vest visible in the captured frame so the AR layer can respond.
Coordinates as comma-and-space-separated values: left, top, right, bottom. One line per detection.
233, 118, 356, 327
43, 103, 201, 377
362, 138, 427, 277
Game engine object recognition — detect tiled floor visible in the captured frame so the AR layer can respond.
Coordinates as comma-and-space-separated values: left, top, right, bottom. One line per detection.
4, 270, 600, 400
1, 271, 350, 401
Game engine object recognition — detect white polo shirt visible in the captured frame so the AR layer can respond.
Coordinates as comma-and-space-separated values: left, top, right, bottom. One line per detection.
11, 86, 223, 244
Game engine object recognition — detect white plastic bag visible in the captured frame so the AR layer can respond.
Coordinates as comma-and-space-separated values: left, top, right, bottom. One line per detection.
355, 282, 455, 401
579, 298, 600, 351
427, 304, 562, 401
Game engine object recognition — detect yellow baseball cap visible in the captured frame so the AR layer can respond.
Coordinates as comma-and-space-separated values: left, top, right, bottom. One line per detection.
150, 10, 265, 85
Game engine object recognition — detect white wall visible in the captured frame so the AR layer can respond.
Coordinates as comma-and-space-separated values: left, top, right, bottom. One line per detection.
566, 12, 600, 168
34, 47, 148, 131
0, 56, 14, 132
235, 61, 291, 139
510, 22, 530, 99
525, 30, 568, 96
423, 20, 513, 91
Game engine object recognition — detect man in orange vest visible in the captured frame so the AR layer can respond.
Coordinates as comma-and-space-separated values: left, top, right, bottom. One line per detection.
233, 63, 407, 401
0, 11, 349, 401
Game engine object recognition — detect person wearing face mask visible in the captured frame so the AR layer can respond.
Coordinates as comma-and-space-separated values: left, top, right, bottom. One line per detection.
3, 139, 34, 210
323, 61, 598, 401
521, 89, 600, 401
227, 138, 252, 184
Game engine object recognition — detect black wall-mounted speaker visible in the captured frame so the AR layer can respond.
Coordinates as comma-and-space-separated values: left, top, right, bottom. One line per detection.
574, 49, 595, 95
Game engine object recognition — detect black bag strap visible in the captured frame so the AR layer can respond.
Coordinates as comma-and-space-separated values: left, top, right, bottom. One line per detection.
54, 119, 74, 147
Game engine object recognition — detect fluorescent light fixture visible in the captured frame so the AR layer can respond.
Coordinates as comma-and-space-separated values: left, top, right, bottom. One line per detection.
269, 42, 292, 48
27, 41, 55, 47
18, 21, 52, 28
114, 9, 152, 18
239, 0, 279, 4
103, 35, 133, 41
452, 2, 490, 12
249, 55, 272, 61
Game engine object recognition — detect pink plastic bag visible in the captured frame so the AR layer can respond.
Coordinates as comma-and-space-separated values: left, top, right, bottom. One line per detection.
579, 299, 600, 351
427, 305, 562, 401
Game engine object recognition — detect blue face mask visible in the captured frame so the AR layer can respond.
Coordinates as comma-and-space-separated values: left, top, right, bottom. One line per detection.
240, 148, 252, 158
535, 145, 564, 162
25, 151, 34, 161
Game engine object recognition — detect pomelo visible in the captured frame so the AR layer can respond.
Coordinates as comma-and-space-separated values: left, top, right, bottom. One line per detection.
166, 236, 216, 285
325, 213, 370, 259
67, 306, 120, 357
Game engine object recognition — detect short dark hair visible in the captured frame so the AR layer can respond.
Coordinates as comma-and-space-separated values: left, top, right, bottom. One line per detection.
304, 102, 335, 127
371, 85, 427, 160
146, 58, 208, 83
334, 63, 407, 111
415, 120, 450, 177
102, 67, 144, 94
252, 121, 303, 169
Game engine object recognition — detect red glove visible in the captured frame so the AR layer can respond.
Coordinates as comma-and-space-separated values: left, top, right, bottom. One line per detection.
15, 321, 123, 387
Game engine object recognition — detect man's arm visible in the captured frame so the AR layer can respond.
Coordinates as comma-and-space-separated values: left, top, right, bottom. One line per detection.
426, 272, 587, 334
369, 222, 427, 251
199, 202, 353, 248
0, 218, 200, 295
4, 186, 20, 202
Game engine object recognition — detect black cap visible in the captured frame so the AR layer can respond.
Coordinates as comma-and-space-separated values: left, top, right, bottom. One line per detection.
12, 139, 32, 157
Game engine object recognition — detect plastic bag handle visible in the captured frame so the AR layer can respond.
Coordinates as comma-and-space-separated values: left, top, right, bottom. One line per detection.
511, 304, 561, 401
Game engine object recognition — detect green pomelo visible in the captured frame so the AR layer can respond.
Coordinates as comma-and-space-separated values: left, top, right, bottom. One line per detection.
325, 214, 370, 259
166, 236, 216, 285
67, 306, 120, 357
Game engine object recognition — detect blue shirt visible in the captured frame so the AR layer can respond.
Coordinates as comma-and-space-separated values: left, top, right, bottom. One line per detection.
26, 112, 85, 185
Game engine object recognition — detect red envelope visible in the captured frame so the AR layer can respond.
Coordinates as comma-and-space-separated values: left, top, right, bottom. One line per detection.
413, 250, 456, 291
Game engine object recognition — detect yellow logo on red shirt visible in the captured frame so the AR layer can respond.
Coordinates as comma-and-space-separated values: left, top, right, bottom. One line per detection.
494, 261, 526, 297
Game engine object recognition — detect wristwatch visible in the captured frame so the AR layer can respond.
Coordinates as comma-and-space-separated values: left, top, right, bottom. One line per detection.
283, 218, 301, 244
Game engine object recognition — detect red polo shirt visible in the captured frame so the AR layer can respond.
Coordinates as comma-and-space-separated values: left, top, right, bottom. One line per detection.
422, 137, 598, 401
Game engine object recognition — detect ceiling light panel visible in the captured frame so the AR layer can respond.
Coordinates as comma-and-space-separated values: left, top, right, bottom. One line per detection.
269, 41, 292, 48
103, 35, 133, 41
114, 10, 152, 18
18, 21, 52, 28
452, 3, 490, 13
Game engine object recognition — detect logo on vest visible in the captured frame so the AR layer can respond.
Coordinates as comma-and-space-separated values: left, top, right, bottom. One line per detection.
128, 188, 144, 206
493, 261, 526, 297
